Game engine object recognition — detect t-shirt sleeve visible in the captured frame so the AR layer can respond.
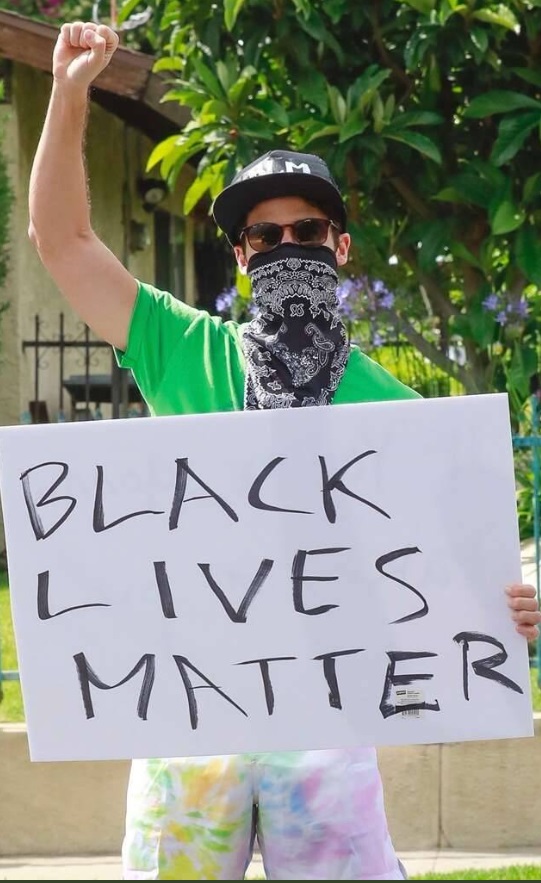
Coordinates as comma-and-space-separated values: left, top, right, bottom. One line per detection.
115, 280, 245, 415
115, 280, 201, 401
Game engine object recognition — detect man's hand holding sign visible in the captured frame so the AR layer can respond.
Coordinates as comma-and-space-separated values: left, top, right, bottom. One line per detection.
507, 583, 540, 640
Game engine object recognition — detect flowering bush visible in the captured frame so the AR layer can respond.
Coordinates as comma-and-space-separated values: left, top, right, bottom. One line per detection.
482, 291, 529, 329
335, 276, 395, 348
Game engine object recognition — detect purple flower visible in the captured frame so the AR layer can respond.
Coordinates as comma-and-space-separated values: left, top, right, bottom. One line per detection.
372, 279, 387, 295
336, 274, 397, 321
482, 291, 530, 322
336, 281, 358, 320
337, 278, 358, 298
215, 286, 237, 314
513, 298, 529, 318
372, 332, 384, 347
378, 291, 395, 309
482, 293, 499, 312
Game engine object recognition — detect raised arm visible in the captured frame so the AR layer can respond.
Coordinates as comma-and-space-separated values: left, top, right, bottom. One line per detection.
28, 22, 138, 351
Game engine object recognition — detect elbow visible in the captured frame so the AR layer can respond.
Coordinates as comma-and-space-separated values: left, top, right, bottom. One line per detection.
28, 220, 38, 250
28, 219, 53, 262
28, 220, 91, 265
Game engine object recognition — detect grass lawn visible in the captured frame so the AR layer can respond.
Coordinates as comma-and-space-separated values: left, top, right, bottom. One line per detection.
1, 569, 541, 723
0, 569, 24, 722
250, 868, 541, 880
413, 867, 541, 880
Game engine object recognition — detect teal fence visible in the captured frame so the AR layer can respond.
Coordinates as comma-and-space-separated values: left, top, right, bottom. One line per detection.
513, 393, 541, 685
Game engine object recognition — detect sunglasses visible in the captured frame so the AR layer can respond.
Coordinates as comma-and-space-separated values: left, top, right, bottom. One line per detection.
239, 218, 340, 253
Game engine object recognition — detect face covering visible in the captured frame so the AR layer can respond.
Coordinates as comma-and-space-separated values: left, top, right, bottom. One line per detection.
242, 243, 349, 409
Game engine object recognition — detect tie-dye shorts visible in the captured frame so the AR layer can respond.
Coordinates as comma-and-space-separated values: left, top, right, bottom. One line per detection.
122, 748, 404, 880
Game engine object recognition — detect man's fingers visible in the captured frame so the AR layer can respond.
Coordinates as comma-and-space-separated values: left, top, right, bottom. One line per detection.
504, 583, 541, 637
59, 21, 118, 55
96, 24, 119, 54
507, 596, 539, 612
82, 28, 106, 55
511, 608, 541, 625
60, 21, 89, 47
506, 583, 537, 599
516, 623, 539, 640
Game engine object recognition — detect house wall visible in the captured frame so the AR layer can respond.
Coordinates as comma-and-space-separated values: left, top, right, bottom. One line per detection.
0, 99, 19, 431
0, 62, 197, 430
0, 62, 198, 554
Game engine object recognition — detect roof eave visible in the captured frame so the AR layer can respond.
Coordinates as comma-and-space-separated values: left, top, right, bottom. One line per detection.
0, 9, 189, 139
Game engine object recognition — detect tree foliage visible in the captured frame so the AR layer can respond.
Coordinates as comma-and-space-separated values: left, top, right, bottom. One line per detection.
0, 0, 93, 21
130, 0, 541, 409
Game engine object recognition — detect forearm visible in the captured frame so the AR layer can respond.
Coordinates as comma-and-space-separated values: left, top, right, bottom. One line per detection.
28, 81, 92, 255
26, 22, 136, 349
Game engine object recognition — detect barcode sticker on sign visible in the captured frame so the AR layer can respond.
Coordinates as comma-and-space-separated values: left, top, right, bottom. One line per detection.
394, 688, 424, 719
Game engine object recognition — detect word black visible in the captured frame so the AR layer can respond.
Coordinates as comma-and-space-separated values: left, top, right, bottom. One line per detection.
20, 452, 390, 540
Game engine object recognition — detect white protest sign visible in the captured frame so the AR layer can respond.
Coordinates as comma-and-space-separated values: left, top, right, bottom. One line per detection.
0, 393, 533, 762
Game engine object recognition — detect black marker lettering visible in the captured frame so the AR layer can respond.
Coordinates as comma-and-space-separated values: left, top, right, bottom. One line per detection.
248, 457, 312, 514
93, 465, 163, 532
198, 559, 274, 622
237, 656, 297, 714
37, 570, 110, 620
154, 561, 177, 618
20, 461, 76, 540
169, 458, 238, 528
319, 451, 391, 524
375, 547, 428, 624
453, 631, 523, 700
379, 650, 440, 719
73, 651, 155, 720
292, 547, 350, 615
173, 655, 247, 729
314, 648, 365, 709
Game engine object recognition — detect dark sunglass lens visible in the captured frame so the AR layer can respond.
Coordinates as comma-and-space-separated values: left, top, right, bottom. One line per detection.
248, 223, 282, 252
294, 218, 329, 244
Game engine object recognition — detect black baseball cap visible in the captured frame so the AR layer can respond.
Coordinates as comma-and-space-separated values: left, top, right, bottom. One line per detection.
212, 149, 347, 245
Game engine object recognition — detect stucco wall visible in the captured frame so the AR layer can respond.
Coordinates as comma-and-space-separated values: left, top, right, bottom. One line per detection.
0, 100, 19, 429
1, 720, 540, 856
0, 62, 196, 432
9, 63, 153, 425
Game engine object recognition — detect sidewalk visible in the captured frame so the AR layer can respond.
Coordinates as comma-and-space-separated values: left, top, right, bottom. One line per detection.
1, 848, 541, 879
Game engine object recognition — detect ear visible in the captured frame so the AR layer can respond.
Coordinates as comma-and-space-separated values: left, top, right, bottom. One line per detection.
233, 245, 249, 275
336, 233, 351, 267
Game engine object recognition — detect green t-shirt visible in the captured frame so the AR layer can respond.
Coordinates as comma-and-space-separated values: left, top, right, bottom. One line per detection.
117, 281, 421, 415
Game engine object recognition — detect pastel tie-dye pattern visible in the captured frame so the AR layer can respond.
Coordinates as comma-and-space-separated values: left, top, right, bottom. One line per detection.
122, 749, 404, 880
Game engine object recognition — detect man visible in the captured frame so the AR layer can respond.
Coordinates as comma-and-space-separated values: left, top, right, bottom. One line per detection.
28, 21, 541, 881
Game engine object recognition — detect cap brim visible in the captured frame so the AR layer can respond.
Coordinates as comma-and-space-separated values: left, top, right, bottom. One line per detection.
212, 173, 347, 245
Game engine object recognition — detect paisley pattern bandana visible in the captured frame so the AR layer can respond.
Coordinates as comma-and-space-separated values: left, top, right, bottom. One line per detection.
242, 243, 349, 409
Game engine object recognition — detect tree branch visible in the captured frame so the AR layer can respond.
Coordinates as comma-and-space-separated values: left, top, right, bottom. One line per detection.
398, 245, 460, 322
381, 161, 436, 221
393, 314, 480, 393
369, 0, 412, 95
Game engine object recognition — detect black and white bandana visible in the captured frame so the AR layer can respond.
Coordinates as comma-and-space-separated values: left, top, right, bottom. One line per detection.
242, 243, 350, 409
